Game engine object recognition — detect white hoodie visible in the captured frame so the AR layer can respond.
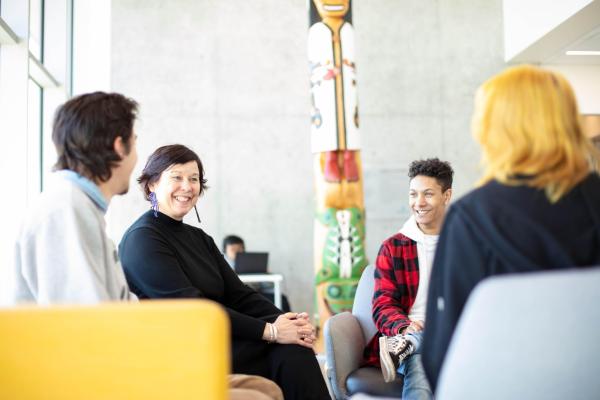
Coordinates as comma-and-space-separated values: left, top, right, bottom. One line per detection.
399, 216, 439, 322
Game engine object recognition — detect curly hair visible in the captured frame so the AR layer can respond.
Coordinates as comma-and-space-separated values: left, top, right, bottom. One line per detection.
408, 158, 454, 192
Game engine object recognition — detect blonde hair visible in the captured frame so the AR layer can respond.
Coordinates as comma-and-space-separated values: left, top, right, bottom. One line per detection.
472, 64, 600, 202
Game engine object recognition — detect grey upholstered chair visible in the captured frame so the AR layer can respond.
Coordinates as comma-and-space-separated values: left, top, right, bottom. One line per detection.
437, 266, 600, 400
324, 265, 404, 399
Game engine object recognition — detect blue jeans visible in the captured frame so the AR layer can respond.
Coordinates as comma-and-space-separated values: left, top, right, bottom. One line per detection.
397, 332, 433, 400
404, 331, 423, 353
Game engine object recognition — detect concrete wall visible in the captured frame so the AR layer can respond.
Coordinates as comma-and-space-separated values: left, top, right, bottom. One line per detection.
109, 0, 506, 315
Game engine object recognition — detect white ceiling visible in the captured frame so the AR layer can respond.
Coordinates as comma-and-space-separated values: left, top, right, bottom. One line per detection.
546, 26, 600, 64
508, 0, 600, 65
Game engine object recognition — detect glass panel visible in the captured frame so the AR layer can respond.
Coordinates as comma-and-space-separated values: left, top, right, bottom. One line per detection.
28, 78, 43, 193
29, 0, 43, 60
68, 0, 73, 95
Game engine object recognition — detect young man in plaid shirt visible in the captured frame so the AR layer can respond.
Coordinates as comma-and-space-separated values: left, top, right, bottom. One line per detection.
363, 158, 453, 399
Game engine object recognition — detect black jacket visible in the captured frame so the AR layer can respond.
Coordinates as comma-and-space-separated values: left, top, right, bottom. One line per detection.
422, 173, 600, 391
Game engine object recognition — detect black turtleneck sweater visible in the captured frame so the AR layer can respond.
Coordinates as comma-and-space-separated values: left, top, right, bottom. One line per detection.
119, 210, 282, 340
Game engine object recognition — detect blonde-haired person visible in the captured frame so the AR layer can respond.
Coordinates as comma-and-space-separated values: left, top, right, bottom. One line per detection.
421, 65, 600, 392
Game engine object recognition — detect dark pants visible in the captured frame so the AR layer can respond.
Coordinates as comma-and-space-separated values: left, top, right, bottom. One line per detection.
233, 339, 330, 400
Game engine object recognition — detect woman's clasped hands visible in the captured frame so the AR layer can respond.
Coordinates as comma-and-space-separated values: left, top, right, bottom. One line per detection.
266, 312, 317, 349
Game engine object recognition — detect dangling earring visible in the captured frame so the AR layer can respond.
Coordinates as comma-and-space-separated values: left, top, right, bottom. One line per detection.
194, 205, 201, 223
149, 192, 159, 218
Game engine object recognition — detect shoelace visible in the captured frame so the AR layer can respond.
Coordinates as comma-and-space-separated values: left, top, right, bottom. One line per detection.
387, 335, 409, 355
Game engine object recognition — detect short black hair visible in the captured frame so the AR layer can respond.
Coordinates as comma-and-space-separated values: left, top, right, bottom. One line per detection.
222, 235, 244, 252
138, 144, 208, 201
52, 92, 138, 182
408, 158, 454, 192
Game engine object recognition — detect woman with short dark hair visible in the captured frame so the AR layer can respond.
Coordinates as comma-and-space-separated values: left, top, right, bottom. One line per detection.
119, 144, 330, 400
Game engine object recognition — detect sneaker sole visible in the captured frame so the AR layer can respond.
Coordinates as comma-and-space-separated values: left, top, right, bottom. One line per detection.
379, 336, 397, 383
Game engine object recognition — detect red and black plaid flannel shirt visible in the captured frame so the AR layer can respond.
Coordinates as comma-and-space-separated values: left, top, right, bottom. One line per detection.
362, 232, 420, 367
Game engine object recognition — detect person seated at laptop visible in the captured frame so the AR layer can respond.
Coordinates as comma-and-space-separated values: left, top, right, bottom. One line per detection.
119, 144, 330, 400
223, 235, 292, 312
223, 234, 245, 268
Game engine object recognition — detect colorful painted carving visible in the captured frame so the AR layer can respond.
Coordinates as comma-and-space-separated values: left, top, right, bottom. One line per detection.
315, 207, 366, 314
308, 0, 360, 183
308, 0, 368, 331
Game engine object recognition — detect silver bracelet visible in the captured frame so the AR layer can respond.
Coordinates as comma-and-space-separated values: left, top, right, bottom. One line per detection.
271, 323, 278, 342
267, 323, 276, 343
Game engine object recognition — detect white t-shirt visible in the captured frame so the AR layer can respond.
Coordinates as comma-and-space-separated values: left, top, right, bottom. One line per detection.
408, 234, 439, 322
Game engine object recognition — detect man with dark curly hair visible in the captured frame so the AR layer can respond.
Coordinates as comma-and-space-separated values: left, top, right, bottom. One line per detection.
362, 158, 453, 399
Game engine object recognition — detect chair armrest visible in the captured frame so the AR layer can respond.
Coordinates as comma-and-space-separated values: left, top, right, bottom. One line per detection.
0, 300, 229, 400
324, 311, 366, 399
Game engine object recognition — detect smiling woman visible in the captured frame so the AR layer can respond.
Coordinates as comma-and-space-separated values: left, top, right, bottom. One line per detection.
118, 144, 330, 400
151, 161, 201, 220
136, 145, 208, 221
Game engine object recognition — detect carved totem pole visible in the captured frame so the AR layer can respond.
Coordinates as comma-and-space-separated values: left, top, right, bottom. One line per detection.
308, 0, 368, 330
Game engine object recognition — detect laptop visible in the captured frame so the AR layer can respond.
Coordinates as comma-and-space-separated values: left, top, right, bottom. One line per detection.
234, 252, 269, 274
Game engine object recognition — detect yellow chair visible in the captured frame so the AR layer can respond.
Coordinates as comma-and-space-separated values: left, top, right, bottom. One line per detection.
0, 300, 229, 400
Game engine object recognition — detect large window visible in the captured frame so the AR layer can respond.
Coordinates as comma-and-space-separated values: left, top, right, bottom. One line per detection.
29, 0, 43, 61
1, 0, 111, 264
28, 78, 43, 193
1, 0, 73, 199
0, 0, 74, 263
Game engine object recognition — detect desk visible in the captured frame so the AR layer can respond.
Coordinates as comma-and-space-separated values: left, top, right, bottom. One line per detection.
238, 273, 283, 309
